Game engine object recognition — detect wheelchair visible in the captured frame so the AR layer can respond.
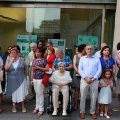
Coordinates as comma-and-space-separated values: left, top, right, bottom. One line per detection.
46, 84, 72, 115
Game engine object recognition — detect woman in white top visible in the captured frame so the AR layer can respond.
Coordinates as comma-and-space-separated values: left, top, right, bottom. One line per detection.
5, 46, 28, 113
0, 56, 3, 113
49, 62, 72, 116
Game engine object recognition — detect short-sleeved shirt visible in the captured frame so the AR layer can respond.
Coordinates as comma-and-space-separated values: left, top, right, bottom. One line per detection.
53, 56, 72, 70
100, 57, 115, 70
49, 70, 72, 89
32, 58, 47, 79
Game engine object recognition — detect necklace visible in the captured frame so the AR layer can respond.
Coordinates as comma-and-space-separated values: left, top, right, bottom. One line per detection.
104, 58, 110, 69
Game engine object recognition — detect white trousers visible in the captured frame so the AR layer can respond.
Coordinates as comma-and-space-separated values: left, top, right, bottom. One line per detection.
52, 86, 69, 111
33, 79, 44, 111
80, 78, 98, 114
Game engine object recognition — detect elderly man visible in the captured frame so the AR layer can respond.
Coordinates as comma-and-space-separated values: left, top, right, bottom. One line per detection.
28, 43, 37, 101
78, 45, 102, 119
95, 43, 107, 57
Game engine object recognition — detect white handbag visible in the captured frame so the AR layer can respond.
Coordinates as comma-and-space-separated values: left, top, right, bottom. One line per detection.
45, 68, 53, 74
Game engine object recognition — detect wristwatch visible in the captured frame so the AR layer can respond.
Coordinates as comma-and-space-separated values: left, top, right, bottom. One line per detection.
91, 78, 96, 81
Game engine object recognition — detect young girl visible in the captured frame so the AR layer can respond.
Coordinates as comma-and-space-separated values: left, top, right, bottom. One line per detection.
98, 69, 114, 119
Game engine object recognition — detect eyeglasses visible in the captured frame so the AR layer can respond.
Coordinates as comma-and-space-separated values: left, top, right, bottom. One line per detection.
86, 48, 93, 50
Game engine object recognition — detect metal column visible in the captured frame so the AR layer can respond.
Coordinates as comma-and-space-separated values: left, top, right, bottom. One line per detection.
101, 8, 106, 44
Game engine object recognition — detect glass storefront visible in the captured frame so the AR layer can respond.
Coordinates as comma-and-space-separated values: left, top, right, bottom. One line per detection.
0, 1, 116, 60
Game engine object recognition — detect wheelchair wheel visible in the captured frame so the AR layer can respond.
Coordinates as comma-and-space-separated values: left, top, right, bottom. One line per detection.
46, 88, 53, 115
67, 85, 73, 115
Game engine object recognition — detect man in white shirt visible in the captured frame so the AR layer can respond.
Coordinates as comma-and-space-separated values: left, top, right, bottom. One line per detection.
28, 43, 37, 101
78, 45, 102, 119
95, 43, 107, 57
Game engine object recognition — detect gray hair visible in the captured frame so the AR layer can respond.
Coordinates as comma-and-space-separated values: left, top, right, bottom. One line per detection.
58, 62, 66, 67
56, 48, 64, 54
86, 44, 94, 49
30, 43, 37, 47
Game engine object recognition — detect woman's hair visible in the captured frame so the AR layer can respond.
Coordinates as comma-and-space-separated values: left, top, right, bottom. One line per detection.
101, 69, 113, 79
34, 47, 44, 58
13, 45, 20, 52
78, 44, 86, 52
58, 62, 66, 67
117, 42, 120, 50
47, 47, 55, 54
100, 46, 111, 57
10, 46, 18, 53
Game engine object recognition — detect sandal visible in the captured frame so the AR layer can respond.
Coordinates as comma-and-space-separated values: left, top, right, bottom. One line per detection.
38, 111, 43, 117
32, 109, 38, 114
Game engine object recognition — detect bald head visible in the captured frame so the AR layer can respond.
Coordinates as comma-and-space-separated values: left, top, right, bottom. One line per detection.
101, 43, 107, 50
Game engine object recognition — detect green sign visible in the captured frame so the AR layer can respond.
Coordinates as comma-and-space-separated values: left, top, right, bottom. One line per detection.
78, 35, 98, 53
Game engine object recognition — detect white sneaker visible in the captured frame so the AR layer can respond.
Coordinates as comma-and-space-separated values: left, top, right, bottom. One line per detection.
100, 112, 103, 117
52, 111, 57, 116
62, 111, 67, 116
22, 109, 27, 113
12, 109, 17, 113
104, 114, 110, 119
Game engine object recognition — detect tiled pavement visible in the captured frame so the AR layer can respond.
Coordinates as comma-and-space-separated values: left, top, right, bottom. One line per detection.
0, 93, 120, 120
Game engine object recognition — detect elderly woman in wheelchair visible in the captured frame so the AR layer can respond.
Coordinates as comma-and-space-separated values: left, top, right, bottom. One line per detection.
49, 62, 72, 116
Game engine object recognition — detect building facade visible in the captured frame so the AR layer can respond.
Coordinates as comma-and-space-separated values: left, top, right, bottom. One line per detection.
0, 0, 118, 59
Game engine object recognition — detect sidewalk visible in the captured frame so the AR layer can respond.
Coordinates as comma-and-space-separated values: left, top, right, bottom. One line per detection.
0, 94, 120, 120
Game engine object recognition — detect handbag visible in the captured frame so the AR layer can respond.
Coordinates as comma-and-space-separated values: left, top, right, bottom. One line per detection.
42, 74, 51, 86
117, 69, 120, 79
45, 68, 53, 74
0, 70, 3, 81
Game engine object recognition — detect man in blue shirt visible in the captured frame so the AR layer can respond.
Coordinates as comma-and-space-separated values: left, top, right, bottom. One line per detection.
78, 45, 102, 119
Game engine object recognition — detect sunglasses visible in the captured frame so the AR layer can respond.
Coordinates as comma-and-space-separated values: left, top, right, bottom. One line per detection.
8, 48, 11, 50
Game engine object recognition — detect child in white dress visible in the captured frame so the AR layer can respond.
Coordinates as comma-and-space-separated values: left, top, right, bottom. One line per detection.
98, 69, 114, 119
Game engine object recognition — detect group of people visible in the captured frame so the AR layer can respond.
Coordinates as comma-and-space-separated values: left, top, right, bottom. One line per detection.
0, 41, 119, 119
